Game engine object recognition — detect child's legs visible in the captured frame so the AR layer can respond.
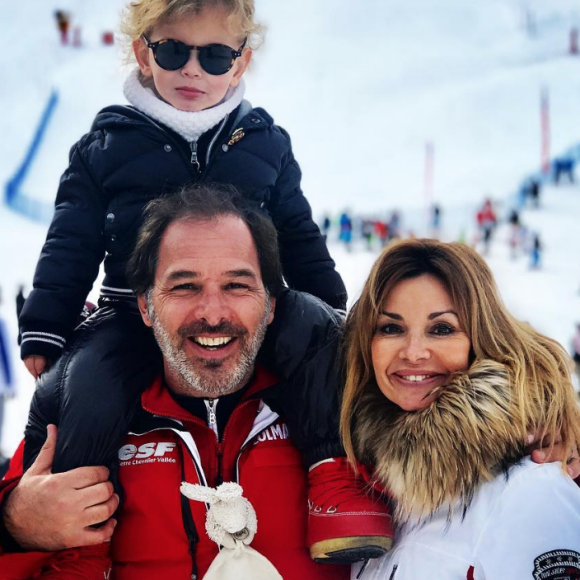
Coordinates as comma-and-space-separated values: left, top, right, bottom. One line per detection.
24, 303, 161, 478
259, 290, 344, 467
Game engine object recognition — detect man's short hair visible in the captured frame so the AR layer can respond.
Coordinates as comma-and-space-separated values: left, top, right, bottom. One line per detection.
127, 183, 284, 297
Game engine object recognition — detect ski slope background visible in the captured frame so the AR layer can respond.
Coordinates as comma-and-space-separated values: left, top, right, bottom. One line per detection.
1, 0, 580, 456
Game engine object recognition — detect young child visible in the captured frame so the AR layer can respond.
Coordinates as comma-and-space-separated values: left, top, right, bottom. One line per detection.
18, 0, 391, 566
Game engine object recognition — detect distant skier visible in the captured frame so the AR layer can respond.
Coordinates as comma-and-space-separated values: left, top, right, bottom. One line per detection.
361, 218, 374, 251
554, 157, 575, 185
530, 232, 542, 269
517, 180, 529, 209
529, 178, 541, 208
321, 214, 332, 240
476, 198, 497, 255
374, 219, 388, 247
388, 210, 401, 240
54, 10, 71, 46
339, 211, 353, 251
430, 204, 441, 238
508, 209, 521, 259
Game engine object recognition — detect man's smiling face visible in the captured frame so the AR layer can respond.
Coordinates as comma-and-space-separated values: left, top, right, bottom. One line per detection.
138, 215, 275, 398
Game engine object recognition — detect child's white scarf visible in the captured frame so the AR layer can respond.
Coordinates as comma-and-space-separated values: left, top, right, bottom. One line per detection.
123, 68, 245, 143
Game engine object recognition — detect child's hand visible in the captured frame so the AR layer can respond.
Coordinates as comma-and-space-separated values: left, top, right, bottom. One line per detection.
24, 355, 49, 378
528, 430, 580, 479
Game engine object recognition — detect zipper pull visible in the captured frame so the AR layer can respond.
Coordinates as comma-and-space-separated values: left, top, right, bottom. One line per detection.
207, 399, 217, 426
190, 141, 200, 172
205, 399, 219, 439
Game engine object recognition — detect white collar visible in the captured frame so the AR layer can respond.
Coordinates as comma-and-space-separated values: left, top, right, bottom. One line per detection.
123, 68, 245, 142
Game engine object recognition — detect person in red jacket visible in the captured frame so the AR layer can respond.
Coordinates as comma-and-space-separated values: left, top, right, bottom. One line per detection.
0, 184, 375, 579
54, 10, 71, 45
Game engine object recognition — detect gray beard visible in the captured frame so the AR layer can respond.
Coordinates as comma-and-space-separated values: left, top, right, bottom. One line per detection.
148, 298, 271, 398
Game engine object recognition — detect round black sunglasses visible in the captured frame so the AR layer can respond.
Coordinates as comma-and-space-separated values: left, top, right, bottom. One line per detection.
142, 34, 246, 75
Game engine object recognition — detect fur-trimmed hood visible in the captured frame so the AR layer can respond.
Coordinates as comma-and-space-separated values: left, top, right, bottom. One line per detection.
354, 359, 526, 524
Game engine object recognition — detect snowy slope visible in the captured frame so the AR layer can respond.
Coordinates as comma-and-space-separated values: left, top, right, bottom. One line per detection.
2, 0, 580, 455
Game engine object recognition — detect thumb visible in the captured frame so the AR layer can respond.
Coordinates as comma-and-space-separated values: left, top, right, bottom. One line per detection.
34, 356, 47, 377
28, 424, 57, 476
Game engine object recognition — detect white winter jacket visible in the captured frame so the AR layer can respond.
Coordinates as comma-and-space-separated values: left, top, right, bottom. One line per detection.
353, 459, 580, 580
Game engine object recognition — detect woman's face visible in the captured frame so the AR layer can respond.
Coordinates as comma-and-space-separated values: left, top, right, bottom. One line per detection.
371, 274, 471, 411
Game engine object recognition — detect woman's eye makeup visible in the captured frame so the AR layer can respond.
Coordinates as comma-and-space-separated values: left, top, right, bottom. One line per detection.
377, 323, 404, 335
430, 322, 456, 336
376, 320, 458, 336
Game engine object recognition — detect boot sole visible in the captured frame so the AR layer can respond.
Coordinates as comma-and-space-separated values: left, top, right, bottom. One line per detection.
310, 536, 392, 564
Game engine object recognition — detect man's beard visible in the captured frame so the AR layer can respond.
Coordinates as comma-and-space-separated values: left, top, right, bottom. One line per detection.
147, 297, 271, 398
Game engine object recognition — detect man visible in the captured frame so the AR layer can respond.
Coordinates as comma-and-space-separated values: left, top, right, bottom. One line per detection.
0, 185, 367, 579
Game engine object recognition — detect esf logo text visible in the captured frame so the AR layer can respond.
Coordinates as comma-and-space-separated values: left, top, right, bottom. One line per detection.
118, 442, 176, 461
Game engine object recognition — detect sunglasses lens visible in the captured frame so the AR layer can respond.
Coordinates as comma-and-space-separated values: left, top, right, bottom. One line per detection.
199, 45, 234, 75
154, 40, 190, 71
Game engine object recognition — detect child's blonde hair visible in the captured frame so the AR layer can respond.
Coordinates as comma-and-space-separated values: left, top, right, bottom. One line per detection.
120, 0, 265, 63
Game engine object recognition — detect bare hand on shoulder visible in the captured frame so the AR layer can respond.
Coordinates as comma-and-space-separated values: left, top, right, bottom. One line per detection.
2, 425, 119, 551
23, 355, 49, 379
528, 431, 580, 479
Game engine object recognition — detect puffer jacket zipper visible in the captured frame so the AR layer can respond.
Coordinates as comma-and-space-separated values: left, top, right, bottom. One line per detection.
188, 113, 229, 174
190, 141, 200, 171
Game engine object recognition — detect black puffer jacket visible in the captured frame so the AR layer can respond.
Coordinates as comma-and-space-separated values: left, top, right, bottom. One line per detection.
20, 102, 347, 360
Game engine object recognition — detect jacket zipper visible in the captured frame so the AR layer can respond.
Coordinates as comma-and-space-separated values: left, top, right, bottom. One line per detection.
204, 399, 218, 438
188, 113, 229, 174
121, 106, 260, 179
190, 141, 200, 172
204, 399, 224, 485
124, 108, 199, 177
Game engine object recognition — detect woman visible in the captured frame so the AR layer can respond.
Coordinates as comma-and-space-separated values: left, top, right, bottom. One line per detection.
341, 239, 580, 579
